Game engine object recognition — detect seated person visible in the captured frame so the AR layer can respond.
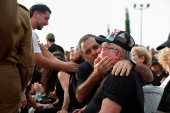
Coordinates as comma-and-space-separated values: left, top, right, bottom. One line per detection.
131, 46, 160, 86
151, 57, 169, 84
58, 46, 87, 113
157, 47, 170, 112
34, 52, 70, 113
27, 52, 65, 112
83, 29, 144, 113
76, 33, 153, 108
35, 47, 86, 113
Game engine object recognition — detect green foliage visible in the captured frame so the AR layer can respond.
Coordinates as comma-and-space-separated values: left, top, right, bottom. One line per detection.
125, 8, 130, 35
107, 24, 110, 36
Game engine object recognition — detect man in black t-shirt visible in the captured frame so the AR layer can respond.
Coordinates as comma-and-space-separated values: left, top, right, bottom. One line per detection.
83, 29, 144, 113
76, 32, 153, 108
46, 33, 64, 54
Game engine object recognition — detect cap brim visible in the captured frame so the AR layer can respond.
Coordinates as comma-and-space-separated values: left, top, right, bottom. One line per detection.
156, 40, 170, 50
151, 61, 159, 66
95, 37, 111, 45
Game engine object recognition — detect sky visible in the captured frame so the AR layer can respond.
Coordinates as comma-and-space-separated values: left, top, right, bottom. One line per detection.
17, 0, 170, 51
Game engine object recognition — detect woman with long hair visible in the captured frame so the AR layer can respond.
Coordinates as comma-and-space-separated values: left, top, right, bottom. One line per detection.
35, 47, 86, 113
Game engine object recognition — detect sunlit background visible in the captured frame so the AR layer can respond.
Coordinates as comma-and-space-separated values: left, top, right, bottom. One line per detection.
17, 0, 170, 51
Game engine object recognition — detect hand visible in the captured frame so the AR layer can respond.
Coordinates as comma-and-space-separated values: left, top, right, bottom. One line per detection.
57, 109, 68, 113
34, 83, 44, 93
93, 56, 113, 78
43, 104, 54, 109
39, 42, 48, 51
73, 109, 84, 113
64, 62, 78, 72
19, 93, 27, 108
112, 59, 132, 76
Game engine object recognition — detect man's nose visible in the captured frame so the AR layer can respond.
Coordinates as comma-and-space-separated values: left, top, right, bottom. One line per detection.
92, 49, 98, 55
46, 20, 49, 25
97, 48, 101, 54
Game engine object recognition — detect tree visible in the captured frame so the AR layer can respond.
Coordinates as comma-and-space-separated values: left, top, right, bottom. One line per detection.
125, 8, 130, 35
107, 24, 110, 36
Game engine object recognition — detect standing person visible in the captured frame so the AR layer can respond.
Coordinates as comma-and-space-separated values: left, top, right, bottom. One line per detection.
25, 4, 78, 113
75, 33, 153, 105
0, 4, 35, 113
29, 4, 78, 72
83, 29, 144, 113
0, 0, 20, 61
46, 33, 64, 55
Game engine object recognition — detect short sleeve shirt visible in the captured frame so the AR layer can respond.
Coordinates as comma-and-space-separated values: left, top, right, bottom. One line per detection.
76, 61, 102, 103
32, 29, 41, 54
84, 70, 144, 113
48, 44, 64, 54
76, 61, 93, 87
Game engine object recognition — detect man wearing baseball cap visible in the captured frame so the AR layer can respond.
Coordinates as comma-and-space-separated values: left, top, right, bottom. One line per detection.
83, 29, 144, 113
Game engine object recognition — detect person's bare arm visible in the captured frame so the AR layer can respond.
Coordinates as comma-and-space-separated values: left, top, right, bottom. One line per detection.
112, 60, 153, 82
27, 80, 45, 109
99, 98, 122, 113
48, 91, 59, 99
39, 45, 58, 61
57, 71, 70, 113
76, 56, 113, 102
35, 53, 78, 72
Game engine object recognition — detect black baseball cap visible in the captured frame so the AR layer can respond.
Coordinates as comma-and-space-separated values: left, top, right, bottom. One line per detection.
151, 57, 158, 66
156, 33, 170, 50
95, 29, 135, 52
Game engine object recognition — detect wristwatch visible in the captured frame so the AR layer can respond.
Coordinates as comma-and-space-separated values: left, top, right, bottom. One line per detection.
130, 59, 136, 70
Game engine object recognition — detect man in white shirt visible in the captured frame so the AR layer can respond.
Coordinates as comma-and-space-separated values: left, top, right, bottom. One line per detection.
29, 4, 78, 72
23, 4, 78, 110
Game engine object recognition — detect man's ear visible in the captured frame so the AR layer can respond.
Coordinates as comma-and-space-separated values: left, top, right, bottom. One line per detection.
115, 50, 122, 60
140, 56, 145, 64
33, 11, 39, 18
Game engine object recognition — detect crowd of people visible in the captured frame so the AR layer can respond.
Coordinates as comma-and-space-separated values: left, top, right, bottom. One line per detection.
1, 1, 170, 113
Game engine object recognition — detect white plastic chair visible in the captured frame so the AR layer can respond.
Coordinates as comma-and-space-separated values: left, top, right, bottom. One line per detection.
143, 86, 164, 113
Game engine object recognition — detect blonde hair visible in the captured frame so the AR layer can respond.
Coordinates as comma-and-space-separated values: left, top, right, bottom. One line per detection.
132, 46, 152, 65
157, 47, 170, 68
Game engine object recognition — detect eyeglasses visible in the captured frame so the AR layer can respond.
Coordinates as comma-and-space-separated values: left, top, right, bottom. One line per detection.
100, 45, 118, 51
84, 44, 100, 55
